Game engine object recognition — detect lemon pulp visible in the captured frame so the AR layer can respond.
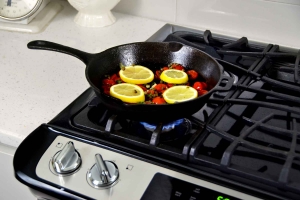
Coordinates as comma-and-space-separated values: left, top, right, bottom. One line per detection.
162, 86, 198, 104
119, 65, 154, 84
160, 69, 188, 84
110, 83, 145, 103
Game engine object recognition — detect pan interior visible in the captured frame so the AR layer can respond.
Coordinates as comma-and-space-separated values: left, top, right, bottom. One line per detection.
86, 42, 221, 93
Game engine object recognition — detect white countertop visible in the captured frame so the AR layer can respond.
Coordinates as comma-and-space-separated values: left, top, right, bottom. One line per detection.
0, 1, 165, 147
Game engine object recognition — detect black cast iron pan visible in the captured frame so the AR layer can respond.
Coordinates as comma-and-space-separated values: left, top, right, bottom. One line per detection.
27, 41, 233, 123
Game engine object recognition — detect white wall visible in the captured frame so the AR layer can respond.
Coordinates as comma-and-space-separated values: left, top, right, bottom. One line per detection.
113, 0, 300, 48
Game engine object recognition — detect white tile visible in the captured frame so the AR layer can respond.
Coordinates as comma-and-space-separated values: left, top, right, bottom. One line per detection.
264, 0, 300, 6
176, 0, 300, 49
113, 0, 176, 22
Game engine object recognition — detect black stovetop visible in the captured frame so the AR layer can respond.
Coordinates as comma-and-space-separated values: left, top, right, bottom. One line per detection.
47, 25, 300, 200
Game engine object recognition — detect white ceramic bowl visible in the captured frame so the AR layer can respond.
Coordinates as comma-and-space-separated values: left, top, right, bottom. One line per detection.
68, 0, 120, 27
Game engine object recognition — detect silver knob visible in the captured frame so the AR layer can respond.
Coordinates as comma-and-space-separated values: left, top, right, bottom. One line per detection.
51, 141, 81, 174
87, 154, 119, 188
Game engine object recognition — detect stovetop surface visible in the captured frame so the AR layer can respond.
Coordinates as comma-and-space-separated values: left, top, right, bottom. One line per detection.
47, 24, 300, 200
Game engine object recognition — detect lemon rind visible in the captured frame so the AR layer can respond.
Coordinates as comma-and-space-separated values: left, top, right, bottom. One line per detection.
160, 69, 188, 84
110, 83, 145, 103
119, 65, 154, 84
162, 86, 198, 104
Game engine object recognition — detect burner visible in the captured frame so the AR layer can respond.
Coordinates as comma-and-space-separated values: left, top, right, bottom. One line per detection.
139, 118, 192, 142
140, 118, 185, 132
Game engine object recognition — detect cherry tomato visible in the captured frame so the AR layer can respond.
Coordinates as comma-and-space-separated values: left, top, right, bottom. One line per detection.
154, 84, 167, 93
187, 70, 198, 80
145, 89, 158, 99
167, 83, 174, 88
102, 79, 115, 86
193, 82, 207, 91
161, 66, 169, 71
110, 74, 119, 81
137, 84, 147, 91
198, 90, 208, 96
193, 82, 204, 90
170, 63, 184, 71
102, 86, 111, 95
155, 70, 161, 80
152, 97, 166, 104
201, 82, 207, 90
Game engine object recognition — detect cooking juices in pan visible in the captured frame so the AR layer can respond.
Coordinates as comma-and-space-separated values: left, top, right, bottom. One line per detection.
101, 63, 209, 104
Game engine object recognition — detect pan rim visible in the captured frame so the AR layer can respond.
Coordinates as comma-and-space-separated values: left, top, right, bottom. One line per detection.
85, 41, 224, 107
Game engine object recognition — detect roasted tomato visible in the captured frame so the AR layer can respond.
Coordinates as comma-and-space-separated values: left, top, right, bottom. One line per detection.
102, 79, 115, 86
110, 74, 119, 81
198, 90, 208, 96
152, 97, 166, 104
137, 84, 147, 91
201, 82, 207, 90
187, 70, 198, 80
145, 89, 158, 99
102, 86, 111, 95
166, 83, 174, 88
155, 70, 161, 80
170, 63, 184, 71
154, 83, 168, 93
193, 82, 207, 91
161, 66, 169, 71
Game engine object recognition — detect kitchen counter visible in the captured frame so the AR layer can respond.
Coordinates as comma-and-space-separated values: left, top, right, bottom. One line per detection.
0, 0, 165, 148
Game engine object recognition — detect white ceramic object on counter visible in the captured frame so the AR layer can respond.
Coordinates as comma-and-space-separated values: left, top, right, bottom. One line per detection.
68, 0, 120, 27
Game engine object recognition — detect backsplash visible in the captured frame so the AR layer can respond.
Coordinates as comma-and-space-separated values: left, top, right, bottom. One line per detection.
113, 0, 300, 49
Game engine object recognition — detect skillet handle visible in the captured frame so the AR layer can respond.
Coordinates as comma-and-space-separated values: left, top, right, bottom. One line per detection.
214, 76, 234, 91
27, 40, 93, 65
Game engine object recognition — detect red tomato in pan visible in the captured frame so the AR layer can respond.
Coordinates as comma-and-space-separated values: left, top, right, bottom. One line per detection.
193, 82, 207, 91
154, 84, 168, 93
155, 70, 161, 80
187, 70, 198, 80
137, 84, 147, 91
170, 63, 184, 71
152, 97, 166, 104
102, 79, 115, 86
198, 90, 208, 96
161, 66, 169, 71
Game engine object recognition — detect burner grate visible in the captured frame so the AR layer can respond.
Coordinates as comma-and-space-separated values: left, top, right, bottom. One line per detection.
256, 45, 300, 85
72, 98, 204, 160
190, 61, 300, 196
199, 114, 300, 194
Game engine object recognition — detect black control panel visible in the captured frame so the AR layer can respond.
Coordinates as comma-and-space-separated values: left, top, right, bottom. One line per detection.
141, 173, 242, 200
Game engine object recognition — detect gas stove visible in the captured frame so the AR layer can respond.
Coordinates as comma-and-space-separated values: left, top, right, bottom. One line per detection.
13, 24, 300, 200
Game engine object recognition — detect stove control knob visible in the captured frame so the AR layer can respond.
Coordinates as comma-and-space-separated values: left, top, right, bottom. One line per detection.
51, 141, 81, 174
87, 154, 119, 188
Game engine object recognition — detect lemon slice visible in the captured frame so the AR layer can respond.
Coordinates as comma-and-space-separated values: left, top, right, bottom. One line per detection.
110, 83, 145, 103
162, 86, 198, 104
160, 69, 188, 84
119, 65, 154, 84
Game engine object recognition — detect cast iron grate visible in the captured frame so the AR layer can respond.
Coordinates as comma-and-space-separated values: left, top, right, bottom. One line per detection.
71, 30, 269, 161
190, 53, 300, 197
72, 96, 204, 160
256, 45, 300, 85
164, 30, 267, 69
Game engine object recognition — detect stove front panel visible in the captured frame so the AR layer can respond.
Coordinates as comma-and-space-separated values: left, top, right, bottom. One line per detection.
36, 134, 259, 200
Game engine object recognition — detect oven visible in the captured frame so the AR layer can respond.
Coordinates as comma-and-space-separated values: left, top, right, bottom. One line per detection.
13, 24, 300, 200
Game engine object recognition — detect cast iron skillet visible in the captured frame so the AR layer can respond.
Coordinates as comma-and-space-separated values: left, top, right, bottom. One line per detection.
27, 41, 233, 123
